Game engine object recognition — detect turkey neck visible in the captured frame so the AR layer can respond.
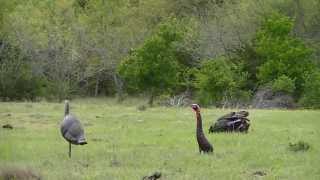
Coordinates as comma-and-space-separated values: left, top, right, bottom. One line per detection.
64, 102, 69, 116
195, 111, 204, 134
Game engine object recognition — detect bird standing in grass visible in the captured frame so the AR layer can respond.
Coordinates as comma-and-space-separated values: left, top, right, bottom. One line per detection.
191, 104, 213, 154
60, 100, 87, 158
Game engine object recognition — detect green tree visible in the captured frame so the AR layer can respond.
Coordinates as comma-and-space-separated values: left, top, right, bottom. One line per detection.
195, 57, 248, 106
255, 13, 314, 97
299, 70, 320, 108
0, 41, 44, 100
118, 19, 186, 106
271, 75, 296, 94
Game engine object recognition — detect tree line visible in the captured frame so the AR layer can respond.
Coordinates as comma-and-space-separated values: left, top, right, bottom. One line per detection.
0, 0, 320, 108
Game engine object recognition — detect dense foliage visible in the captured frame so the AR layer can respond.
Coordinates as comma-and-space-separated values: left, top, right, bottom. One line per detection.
195, 58, 248, 106
0, 0, 319, 108
118, 20, 186, 105
271, 75, 296, 94
299, 71, 320, 108
255, 13, 314, 96
0, 41, 45, 100
232, 12, 319, 107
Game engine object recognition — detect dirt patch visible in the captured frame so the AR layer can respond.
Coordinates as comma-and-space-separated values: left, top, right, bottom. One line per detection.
0, 167, 41, 180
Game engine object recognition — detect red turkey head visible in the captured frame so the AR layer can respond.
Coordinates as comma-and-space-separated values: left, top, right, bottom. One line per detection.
191, 104, 200, 112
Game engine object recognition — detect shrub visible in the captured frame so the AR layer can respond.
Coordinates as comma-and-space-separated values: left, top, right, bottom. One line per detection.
195, 57, 248, 106
255, 13, 314, 96
0, 41, 46, 101
271, 75, 295, 94
118, 18, 189, 106
299, 70, 320, 108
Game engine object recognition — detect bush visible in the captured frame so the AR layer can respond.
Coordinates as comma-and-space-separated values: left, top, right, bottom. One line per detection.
255, 13, 314, 96
0, 41, 46, 101
299, 70, 320, 108
195, 57, 248, 106
118, 18, 190, 106
271, 75, 295, 94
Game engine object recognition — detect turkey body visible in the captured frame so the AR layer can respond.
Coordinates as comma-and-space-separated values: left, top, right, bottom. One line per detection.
192, 104, 213, 154
208, 111, 250, 133
196, 112, 213, 153
60, 100, 87, 158
61, 114, 87, 145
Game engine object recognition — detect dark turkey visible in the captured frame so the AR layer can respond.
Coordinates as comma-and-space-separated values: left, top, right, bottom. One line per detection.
191, 104, 213, 154
208, 111, 250, 133
60, 100, 87, 158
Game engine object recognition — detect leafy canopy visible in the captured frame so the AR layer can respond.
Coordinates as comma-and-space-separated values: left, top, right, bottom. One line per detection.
195, 57, 248, 106
299, 70, 320, 108
255, 13, 314, 95
271, 75, 296, 94
118, 18, 186, 97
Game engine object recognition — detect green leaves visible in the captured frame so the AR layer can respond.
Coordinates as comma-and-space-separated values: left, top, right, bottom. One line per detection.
255, 13, 314, 96
258, 13, 293, 38
118, 19, 186, 100
0, 41, 45, 100
299, 70, 320, 108
195, 57, 248, 106
271, 75, 296, 94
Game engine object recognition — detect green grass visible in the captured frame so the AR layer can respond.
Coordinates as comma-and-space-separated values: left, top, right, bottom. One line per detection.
1, 98, 320, 180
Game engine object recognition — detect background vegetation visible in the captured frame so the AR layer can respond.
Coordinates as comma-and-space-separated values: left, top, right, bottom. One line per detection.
0, 0, 320, 107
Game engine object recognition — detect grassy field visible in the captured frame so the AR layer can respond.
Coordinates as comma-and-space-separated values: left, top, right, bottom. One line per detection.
0, 98, 320, 180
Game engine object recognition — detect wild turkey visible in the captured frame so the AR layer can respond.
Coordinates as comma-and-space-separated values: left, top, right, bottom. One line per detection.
191, 104, 213, 154
208, 111, 250, 133
60, 100, 87, 158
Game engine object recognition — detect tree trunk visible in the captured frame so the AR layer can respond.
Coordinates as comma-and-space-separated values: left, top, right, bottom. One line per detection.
148, 92, 154, 107
113, 74, 124, 102
94, 75, 100, 97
